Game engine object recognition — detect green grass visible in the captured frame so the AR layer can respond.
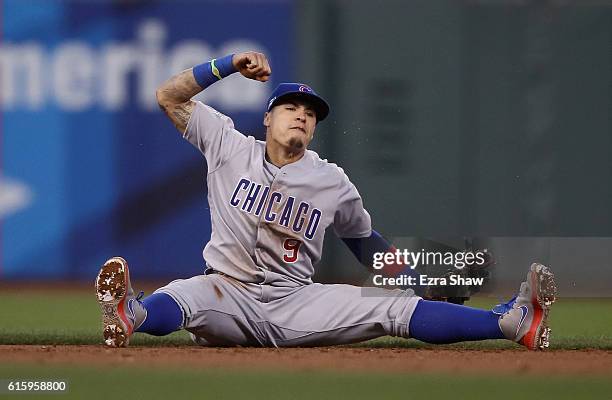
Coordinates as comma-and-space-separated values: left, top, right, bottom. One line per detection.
2, 291, 610, 400
1, 291, 611, 349
1, 364, 611, 400
0, 291, 192, 346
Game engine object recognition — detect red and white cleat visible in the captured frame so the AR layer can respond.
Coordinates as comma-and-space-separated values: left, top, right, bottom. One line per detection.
95, 257, 146, 348
498, 263, 557, 350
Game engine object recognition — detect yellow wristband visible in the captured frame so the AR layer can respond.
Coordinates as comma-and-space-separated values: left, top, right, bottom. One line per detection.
210, 59, 222, 80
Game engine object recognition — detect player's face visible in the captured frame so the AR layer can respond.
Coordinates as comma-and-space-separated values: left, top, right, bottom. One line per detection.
264, 99, 317, 152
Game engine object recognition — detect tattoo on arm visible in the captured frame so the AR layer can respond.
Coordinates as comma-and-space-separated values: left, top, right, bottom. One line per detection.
162, 101, 195, 133
156, 68, 202, 133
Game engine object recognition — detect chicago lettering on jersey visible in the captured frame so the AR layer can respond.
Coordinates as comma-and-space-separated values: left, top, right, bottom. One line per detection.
229, 178, 322, 240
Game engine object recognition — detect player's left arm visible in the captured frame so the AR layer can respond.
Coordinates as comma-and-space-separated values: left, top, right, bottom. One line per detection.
342, 231, 392, 266
342, 231, 409, 277
332, 172, 411, 276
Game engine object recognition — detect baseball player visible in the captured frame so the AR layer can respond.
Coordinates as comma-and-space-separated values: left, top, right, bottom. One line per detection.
95, 51, 556, 350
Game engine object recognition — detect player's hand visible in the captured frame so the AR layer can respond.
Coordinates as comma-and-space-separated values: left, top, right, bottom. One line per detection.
232, 52, 271, 82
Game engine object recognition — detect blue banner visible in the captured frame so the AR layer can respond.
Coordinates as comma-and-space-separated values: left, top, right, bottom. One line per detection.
1, 0, 295, 279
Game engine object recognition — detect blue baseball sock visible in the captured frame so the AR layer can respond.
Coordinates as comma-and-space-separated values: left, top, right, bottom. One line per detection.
135, 293, 184, 336
409, 299, 505, 344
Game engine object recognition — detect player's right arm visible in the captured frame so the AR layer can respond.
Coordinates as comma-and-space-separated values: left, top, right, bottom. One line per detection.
156, 69, 200, 133
156, 52, 271, 133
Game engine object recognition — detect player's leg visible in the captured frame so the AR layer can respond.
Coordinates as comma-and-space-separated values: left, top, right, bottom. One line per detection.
134, 292, 183, 336
259, 283, 420, 347
409, 263, 556, 350
261, 263, 556, 350
153, 272, 268, 346
407, 300, 505, 344
96, 257, 182, 347
96, 258, 265, 347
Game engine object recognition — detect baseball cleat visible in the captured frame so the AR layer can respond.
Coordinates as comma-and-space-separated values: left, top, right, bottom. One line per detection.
497, 263, 557, 350
95, 256, 147, 348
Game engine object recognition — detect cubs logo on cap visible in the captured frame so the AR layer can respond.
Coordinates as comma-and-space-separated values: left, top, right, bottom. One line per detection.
266, 83, 330, 122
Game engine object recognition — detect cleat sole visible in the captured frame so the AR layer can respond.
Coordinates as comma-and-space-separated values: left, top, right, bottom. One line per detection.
95, 257, 131, 348
530, 263, 557, 351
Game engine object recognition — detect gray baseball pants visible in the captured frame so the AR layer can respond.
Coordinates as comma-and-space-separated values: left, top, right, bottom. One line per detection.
155, 272, 420, 347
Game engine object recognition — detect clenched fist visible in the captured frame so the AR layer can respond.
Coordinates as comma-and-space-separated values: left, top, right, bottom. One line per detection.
232, 52, 272, 82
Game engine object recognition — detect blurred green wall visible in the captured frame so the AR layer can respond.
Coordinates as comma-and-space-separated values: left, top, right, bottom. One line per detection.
297, 0, 612, 294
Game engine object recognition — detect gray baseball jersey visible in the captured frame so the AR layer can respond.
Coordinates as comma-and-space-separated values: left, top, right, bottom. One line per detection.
184, 101, 372, 286
155, 101, 420, 347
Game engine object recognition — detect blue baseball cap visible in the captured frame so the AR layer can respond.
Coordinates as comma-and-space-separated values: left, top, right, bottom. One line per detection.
266, 83, 330, 122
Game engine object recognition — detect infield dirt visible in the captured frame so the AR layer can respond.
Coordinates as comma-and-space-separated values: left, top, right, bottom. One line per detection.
3, 346, 611, 376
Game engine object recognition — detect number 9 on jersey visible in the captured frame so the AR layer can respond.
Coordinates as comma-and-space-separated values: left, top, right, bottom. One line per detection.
282, 239, 302, 263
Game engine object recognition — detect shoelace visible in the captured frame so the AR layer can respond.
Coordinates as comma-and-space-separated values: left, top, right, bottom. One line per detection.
492, 295, 517, 315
